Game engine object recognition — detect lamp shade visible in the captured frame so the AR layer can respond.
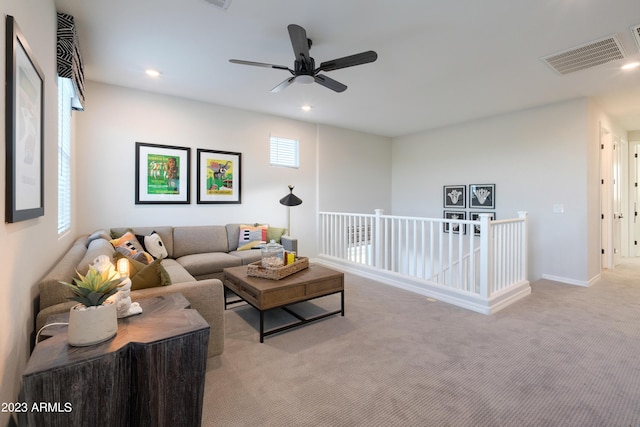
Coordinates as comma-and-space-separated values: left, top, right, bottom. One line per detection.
279, 185, 302, 206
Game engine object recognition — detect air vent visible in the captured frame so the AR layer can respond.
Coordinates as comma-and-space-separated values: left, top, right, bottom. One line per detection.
204, 0, 232, 9
541, 35, 626, 75
632, 25, 640, 51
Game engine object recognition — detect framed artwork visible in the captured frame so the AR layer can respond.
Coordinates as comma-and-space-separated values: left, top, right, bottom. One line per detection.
135, 142, 190, 204
5, 16, 45, 223
197, 149, 241, 204
470, 212, 496, 235
443, 210, 466, 234
469, 184, 495, 209
443, 185, 466, 208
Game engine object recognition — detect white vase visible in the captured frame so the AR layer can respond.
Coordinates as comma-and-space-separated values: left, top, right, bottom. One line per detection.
67, 302, 118, 346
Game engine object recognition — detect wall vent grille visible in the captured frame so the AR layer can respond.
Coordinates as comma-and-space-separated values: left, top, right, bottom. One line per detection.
541, 35, 626, 75
204, 0, 232, 10
632, 25, 640, 51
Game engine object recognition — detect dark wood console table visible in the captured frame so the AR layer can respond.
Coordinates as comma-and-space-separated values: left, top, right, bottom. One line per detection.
19, 293, 209, 427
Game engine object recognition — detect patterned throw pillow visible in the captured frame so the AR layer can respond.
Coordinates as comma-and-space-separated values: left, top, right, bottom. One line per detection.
110, 232, 153, 264
135, 231, 168, 260
237, 224, 268, 251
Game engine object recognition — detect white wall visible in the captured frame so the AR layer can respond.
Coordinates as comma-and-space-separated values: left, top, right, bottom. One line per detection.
317, 124, 392, 213
77, 82, 392, 258
392, 99, 593, 283
0, 3, 80, 425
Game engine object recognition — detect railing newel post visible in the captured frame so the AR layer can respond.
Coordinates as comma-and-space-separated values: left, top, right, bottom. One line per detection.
479, 214, 492, 298
375, 209, 383, 269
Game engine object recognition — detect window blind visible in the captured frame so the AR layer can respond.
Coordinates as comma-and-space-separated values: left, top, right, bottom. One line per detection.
58, 77, 72, 234
270, 136, 299, 168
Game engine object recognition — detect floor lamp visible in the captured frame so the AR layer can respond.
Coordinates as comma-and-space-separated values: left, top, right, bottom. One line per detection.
279, 185, 302, 236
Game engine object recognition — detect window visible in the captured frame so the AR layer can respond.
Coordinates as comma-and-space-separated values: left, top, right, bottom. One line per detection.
57, 77, 73, 234
270, 136, 299, 168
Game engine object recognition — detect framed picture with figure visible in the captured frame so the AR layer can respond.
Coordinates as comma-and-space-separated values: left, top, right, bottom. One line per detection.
443, 185, 466, 208
469, 184, 495, 209
443, 210, 466, 234
197, 149, 242, 204
135, 142, 191, 204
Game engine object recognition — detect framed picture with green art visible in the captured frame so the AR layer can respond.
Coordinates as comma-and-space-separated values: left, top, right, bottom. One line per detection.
135, 142, 190, 204
196, 149, 241, 204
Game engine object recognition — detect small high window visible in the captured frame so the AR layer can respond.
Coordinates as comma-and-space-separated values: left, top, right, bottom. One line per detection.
270, 136, 299, 168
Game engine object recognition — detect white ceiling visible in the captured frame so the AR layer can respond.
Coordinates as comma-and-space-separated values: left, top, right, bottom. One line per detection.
54, 0, 640, 138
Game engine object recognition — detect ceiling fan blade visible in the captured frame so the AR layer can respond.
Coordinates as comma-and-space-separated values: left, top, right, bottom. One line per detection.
314, 74, 347, 93
229, 59, 290, 71
317, 50, 378, 73
288, 24, 310, 60
271, 76, 296, 93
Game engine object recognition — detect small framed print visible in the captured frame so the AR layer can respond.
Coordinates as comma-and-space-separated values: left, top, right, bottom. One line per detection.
470, 212, 495, 235
443, 185, 466, 208
444, 210, 466, 234
135, 142, 191, 204
469, 184, 495, 209
197, 149, 241, 204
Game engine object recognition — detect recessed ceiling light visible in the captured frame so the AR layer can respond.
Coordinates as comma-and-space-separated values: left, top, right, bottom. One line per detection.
145, 69, 161, 77
301, 105, 312, 112
621, 62, 640, 70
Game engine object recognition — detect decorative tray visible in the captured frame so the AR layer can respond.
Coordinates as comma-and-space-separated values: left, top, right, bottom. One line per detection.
247, 257, 309, 280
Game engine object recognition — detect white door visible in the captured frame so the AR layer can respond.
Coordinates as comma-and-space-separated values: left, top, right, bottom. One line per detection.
632, 144, 640, 257
612, 135, 622, 267
600, 124, 613, 269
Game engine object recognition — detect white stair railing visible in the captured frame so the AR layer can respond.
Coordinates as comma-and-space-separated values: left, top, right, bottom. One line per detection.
318, 210, 529, 313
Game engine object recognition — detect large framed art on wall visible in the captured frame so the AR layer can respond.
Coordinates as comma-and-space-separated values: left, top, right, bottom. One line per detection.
5, 15, 45, 223
135, 142, 191, 204
196, 149, 241, 204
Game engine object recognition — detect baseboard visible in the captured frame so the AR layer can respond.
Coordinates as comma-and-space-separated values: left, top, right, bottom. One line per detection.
541, 274, 596, 287
313, 256, 531, 315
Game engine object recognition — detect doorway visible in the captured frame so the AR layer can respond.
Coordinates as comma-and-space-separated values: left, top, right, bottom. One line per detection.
600, 124, 624, 269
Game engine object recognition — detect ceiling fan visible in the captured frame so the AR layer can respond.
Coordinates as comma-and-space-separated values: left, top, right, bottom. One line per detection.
229, 24, 378, 93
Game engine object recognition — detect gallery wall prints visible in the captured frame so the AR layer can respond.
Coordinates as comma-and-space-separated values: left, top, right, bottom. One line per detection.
443, 185, 466, 208
443, 210, 466, 234
470, 212, 496, 235
469, 184, 495, 209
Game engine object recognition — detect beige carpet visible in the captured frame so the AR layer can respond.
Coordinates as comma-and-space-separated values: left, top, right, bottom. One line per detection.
202, 260, 640, 426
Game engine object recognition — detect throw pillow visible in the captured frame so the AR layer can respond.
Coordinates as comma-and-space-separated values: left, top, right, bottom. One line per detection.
254, 223, 287, 244
267, 226, 287, 243
237, 224, 268, 251
113, 252, 171, 290
110, 232, 153, 264
135, 231, 168, 260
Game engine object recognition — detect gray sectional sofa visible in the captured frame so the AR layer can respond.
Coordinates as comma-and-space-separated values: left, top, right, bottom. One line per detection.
36, 224, 296, 357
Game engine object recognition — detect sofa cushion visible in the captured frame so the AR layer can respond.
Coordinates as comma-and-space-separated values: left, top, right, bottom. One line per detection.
76, 238, 116, 276
176, 252, 242, 277
226, 224, 241, 252
111, 227, 174, 258
160, 258, 197, 284
173, 226, 228, 258
237, 224, 268, 251
228, 249, 262, 265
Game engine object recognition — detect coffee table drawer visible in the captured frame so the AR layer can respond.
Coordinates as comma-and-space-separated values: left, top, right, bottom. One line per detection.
307, 276, 343, 296
262, 285, 306, 308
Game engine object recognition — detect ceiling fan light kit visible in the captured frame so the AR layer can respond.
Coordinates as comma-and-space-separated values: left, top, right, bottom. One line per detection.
230, 24, 378, 93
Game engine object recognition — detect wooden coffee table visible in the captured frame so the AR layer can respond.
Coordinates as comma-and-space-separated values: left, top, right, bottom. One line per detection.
223, 264, 344, 342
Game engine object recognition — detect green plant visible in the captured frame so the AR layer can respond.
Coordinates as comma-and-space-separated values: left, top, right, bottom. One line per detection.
60, 266, 122, 307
